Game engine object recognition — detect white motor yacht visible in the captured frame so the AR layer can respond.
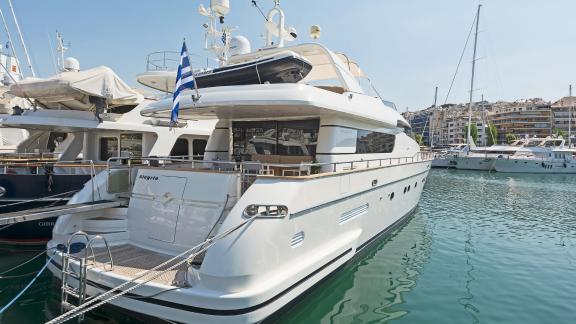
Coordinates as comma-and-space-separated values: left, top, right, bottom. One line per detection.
46, 1, 432, 323
492, 138, 576, 173
454, 138, 533, 171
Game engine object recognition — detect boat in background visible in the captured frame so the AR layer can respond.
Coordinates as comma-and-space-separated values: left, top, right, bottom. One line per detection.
0, 56, 217, 245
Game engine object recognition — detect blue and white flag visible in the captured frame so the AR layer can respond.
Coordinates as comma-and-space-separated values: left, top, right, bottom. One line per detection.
171, 41, 196, 124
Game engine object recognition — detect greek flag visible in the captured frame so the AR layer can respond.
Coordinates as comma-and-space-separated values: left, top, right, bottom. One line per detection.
171, 41, 196, 124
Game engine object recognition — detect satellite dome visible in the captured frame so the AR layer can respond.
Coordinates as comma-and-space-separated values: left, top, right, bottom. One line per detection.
229, 36, 251, 57
63, 57, 80, 72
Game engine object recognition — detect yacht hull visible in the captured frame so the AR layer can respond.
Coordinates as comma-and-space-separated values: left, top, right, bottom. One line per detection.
47, 161, 431, 323
493, 159, 576, 173
0, 174, 92, 245
454, 156, 495, 171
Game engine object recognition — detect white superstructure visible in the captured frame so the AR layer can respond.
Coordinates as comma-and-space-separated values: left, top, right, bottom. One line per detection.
46, 1, 432, 323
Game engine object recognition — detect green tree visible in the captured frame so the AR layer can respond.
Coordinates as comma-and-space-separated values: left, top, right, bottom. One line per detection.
463, 123, 479, 144
505, 133, 517, 143
553, 128, 566, 138
414, 133, 423, 145
486, 123, 498, 146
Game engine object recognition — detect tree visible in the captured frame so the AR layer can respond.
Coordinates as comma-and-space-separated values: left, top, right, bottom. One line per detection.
505, 133, 517, 143
553, 128, 566, 138
414, 133, 423, 145
463, 123, 479, 144
487, 123, 498, 146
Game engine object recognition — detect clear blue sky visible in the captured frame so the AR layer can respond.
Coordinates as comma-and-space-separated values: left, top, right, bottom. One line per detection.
3, 0, 575, 111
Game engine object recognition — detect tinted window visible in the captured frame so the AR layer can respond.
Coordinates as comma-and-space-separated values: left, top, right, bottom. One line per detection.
120, 133, 143, 158
232, 120, 319, 160
192, 139, 207, 160
170, 138, 189, 157
356, 130, 395, 154
100, 137, 118, 161
277, 120, 319, 156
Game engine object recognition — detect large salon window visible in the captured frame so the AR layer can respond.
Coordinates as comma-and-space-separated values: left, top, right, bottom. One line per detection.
120, 133, 143, 158
356, 130, 395, 154
100, 137, 118, 161
232, 119, 319, 161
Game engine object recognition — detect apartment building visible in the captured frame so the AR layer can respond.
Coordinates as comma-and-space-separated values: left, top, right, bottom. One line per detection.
551, 97, 576, 139
490, 99, 552, 143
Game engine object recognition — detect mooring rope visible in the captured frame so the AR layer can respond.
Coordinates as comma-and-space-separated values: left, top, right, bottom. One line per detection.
0, 251, 56, 314
0, 248, 55, 276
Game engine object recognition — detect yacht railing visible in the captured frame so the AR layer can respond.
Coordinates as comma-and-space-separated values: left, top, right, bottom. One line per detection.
145, 51, 179, 71
105, 152, 434, 195
0, 160, 106, 176
145, 51, 207, 72
0, 152, 61, 160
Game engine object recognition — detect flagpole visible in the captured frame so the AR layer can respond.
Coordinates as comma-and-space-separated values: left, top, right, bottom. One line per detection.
184, 38, 201, 101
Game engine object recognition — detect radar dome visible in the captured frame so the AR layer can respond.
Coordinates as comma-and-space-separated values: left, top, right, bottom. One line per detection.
210, 0, 230, 16
63, 57, 80, 72
229, 36, 251, 56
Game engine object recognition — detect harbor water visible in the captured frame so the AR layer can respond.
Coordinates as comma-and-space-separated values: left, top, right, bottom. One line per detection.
1, 169, 575, 323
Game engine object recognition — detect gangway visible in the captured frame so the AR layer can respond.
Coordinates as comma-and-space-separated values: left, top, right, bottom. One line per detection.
0, 199, 129, 226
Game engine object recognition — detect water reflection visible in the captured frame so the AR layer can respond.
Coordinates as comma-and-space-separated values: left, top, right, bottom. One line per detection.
269, 210, 432, 324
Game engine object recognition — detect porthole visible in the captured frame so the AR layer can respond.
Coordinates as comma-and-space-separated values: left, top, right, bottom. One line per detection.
403, 187, 407, 194
390, 192, 395, 200
415, 182, 418, 188
408, 185, 411, 192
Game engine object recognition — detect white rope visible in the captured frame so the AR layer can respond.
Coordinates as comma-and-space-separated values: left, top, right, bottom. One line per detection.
46, 216, 256, 324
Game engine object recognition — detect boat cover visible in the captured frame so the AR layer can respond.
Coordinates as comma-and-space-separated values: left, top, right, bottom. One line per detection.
8, 66, 143, 110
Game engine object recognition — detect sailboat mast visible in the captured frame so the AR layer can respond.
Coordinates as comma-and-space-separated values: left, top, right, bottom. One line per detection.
431, 86, 438, 148
569, 84, 572, 147
7, 0, 35, 77
467, 4, 481, 151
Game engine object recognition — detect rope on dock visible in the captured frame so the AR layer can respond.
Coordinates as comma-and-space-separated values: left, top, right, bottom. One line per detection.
45, 216, 258, 324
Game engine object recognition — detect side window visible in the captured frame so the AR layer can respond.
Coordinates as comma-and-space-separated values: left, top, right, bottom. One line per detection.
120, 133, 143, 158
170, 138, 190, 158
356, 130, 395, 154
100, 137, 118, 161
193, 139, 207, 160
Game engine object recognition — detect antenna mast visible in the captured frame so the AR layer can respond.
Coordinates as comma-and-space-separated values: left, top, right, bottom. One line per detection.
56, 31, 69, 71
7, 0, 35, 77
467, 4, 481, 152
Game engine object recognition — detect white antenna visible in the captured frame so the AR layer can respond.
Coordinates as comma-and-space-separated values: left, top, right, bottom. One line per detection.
466, 4, 481, 153
7, 0, 35, 77
198, 1, 233, 66
56, 31, 70, 71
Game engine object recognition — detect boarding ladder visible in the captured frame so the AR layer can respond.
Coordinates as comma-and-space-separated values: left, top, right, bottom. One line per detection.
60, 231, 114, 321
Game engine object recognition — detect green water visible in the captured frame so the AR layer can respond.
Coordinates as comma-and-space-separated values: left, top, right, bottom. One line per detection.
1, 169, 575, 323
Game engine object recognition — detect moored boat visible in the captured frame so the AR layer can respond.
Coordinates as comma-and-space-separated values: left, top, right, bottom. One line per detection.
46, 1, 432, 323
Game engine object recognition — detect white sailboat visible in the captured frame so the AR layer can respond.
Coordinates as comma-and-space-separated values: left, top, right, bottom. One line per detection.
46, 1, 432, 323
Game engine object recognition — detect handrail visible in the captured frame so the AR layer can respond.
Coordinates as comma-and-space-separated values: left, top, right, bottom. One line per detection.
104, 152, 433, 195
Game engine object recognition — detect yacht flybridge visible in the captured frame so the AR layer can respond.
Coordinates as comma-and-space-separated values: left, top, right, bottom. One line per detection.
46, 1, 432, 323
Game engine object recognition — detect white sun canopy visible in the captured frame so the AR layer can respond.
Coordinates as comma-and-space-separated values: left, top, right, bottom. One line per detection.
9, 66, 143, 110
